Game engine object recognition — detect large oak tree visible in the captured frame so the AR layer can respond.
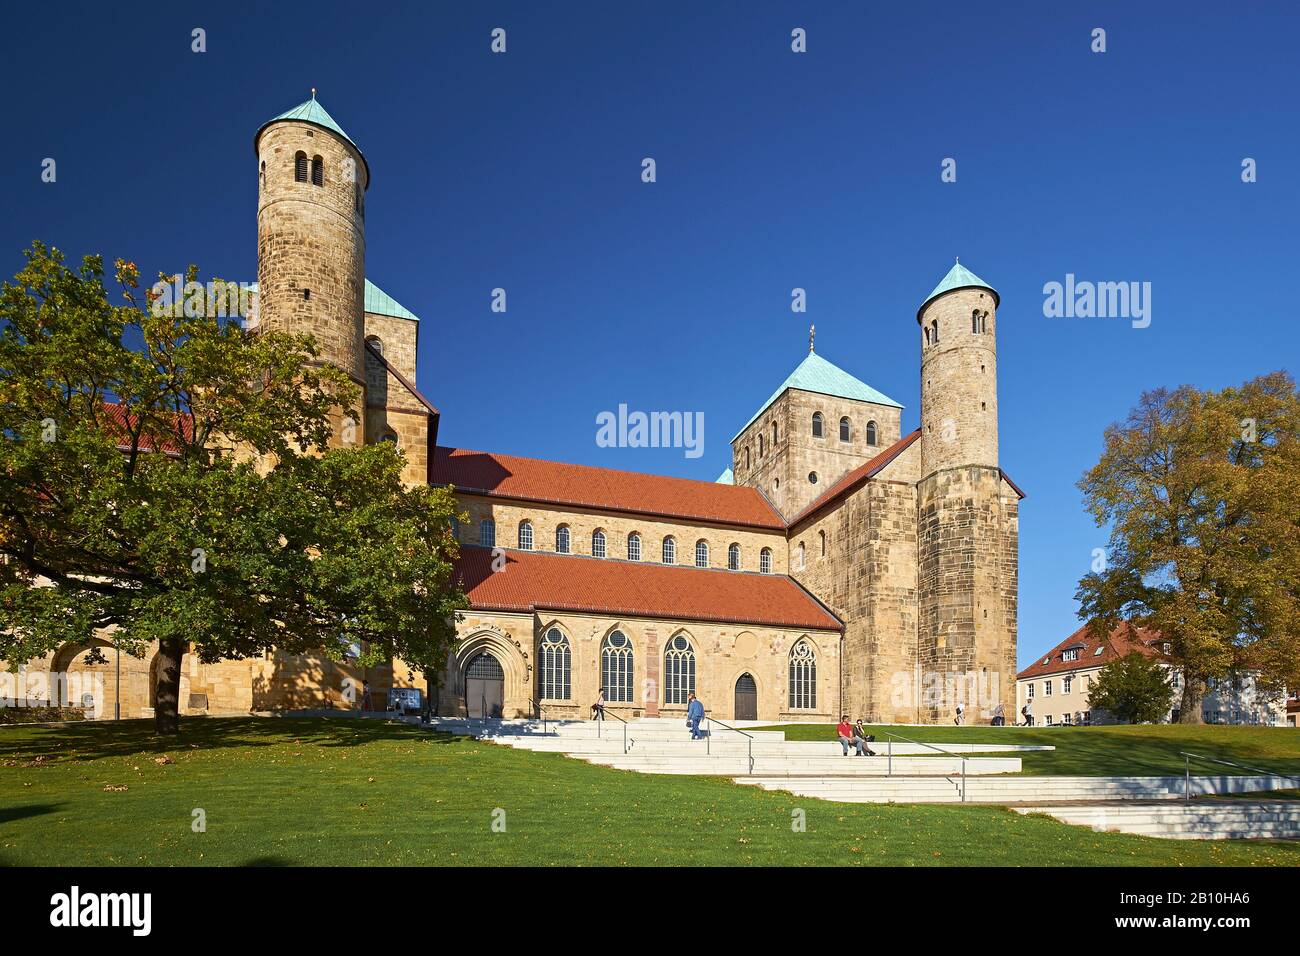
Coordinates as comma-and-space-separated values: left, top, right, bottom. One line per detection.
1076, 372, 1300, 723
0, 243, 465, 734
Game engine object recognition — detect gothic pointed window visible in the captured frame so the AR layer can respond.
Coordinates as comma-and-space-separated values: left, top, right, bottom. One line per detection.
728, 543, 740, 571
518, 520, 533, 551
311, 155, 323, 186
811, 412, 823, 438
294, 151, 308, 182
839, 417, 851, 442
866, 420, 878, 446
539, 628, 571, 700
664, 634, 696, 705
479, 518, 496, 548
602, 631, 634, 703
788, 640, 817, 709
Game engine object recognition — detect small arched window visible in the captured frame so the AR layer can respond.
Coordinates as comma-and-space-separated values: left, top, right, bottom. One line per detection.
728, 543, 740, 571
592, 529, 607, 558
695, 540, 709, 568
797, 542, 806, 570
627, 532, 642, 561
760, 548, 773, 574
866, 421, 878, 446
744, 447, 751, 469
479, 518, 496, 548
555, 525, 571, 554
294, 151, 308, 182
819, 530, 826, 556
758, 435, 764, 457
772, 422, 778, 444
518, 521, 534, 551
662, 537, 676, 565
789, 640, 817, 709
664, 634, 696, 705
602, 631, 634, 703
259, 161, 266, 187
539, 628, 571, 700
811, 412, 823, 438
839, 417, 851, 442
931, 318, 939, 343
366, 335, 383, 355
378, 431, 399, 446
311, 155, 323, 187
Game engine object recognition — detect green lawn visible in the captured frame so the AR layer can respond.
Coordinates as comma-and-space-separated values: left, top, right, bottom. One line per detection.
756, 723, 1300, 777
2, 717, 1299, 866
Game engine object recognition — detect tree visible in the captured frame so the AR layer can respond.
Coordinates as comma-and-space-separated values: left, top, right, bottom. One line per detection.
0, 242, 466, 734
1087, 651, 1175, 724
1076, 373, 1300, 723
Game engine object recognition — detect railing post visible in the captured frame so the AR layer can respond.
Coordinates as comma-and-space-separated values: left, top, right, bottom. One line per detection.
748, 736, 753, 775
887, 738, 893, 777
623, 719, 628, 755
1185, 754, 1190, 802
962, 756, 967, 803
706, 718, 711, 755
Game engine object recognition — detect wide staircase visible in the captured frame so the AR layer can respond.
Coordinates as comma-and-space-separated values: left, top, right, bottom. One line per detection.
427, 715, 1300, 838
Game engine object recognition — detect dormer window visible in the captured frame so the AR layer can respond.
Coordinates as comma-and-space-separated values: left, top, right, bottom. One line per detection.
1062, 648, 1079, 662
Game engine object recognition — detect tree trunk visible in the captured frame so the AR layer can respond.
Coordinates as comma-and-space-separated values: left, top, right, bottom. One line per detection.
153, 637, 185, 736
1178, 677, 1204, 724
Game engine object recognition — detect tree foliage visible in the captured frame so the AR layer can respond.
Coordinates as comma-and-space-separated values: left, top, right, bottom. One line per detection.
0, 242, 466, 734
1076, 373, 1300, 723
1087, 651, 1175, 725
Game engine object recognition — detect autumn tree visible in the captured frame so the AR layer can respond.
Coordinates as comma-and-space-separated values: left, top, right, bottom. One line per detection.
1087, 652, 1175, 724
0, 242, 465, 734
1076, 372, 1300, 724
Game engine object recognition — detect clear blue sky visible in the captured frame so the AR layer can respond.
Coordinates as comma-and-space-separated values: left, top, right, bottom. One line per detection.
3, 1, 1296, 667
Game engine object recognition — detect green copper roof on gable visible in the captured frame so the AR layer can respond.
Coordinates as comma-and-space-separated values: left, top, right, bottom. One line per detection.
244, 279, 418, 322
715, 467, 734, 485
364, 280, 419, 321
732, 351, 902, 442
263, 96, 357, 148
918, 262, 999, 320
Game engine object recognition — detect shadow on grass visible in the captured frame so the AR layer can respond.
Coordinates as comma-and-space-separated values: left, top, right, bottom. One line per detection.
0, 716, 460, 764
0, 803, 62, 825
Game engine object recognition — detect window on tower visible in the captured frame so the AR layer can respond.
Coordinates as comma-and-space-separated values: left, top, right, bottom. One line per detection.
294, 151, 308, 182
839, 417, 851, 442
811, 412, 823, 438
866, 420, 878, 446
311, 155, 323, 186
931, 318, 939, 343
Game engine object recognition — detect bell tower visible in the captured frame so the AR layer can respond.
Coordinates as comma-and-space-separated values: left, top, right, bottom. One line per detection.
253, 90, 369, 445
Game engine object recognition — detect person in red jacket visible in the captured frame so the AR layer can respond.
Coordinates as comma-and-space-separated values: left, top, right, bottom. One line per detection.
836, 715, 865, 756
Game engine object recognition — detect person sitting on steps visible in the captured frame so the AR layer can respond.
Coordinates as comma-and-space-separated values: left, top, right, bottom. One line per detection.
836, 715, 866, 756
853, 718, 877, 756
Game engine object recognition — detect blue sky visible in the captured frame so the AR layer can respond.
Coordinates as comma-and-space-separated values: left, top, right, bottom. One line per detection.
3, 1, 1296, 667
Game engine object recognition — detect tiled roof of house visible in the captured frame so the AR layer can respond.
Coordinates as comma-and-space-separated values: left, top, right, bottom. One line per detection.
788, 430, 921, 527
454, 546, 842, 631
732, 351, 902, 441
1017, 622, 1164, 681
103, 402, 189, 456
432, 447, 786, 530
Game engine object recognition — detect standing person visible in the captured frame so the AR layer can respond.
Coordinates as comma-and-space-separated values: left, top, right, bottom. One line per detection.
1021, 699, 1033, 727
992, 702, 1005, 727
954, 702, 965, 726
360, 679, 371, 713
836, 715, 865, 756
591, 688, 606, 721
686, 692, 705, 740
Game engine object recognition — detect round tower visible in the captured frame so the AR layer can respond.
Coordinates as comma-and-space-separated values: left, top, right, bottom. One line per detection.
918, 260, 999, 477
253, 91, 369, 445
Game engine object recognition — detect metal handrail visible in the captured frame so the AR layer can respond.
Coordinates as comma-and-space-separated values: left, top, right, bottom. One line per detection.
706, 715, 754, 775
884, 731, 968, 803
595, 706, 632, 754
1179, 750, 1291, 802
526, 698, 548, 735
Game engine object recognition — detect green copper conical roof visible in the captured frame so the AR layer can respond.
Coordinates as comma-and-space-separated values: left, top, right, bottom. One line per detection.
732, 351, 902, 442
917, 261, 998, 320
253, 93, 369, 181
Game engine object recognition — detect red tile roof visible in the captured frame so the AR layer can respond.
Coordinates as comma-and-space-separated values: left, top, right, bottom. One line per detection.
454, 546, 842, 631
102, 402, 190, 456
788, 430, 921, 527
432, 447, 786, 530
1017, 621, 1164, 680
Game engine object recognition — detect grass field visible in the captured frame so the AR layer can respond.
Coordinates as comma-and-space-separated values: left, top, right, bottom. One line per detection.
2, 717, 1299, 867
754, 723, 1300, 777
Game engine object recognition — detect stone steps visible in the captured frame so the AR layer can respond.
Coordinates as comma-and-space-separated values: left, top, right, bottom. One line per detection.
1014, 803, 1300, 840
578, 754, 1021, 775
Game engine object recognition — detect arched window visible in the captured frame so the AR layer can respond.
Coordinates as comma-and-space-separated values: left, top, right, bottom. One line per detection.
664, 634, 696, 705
378, 431, 398, 445
627, 532, 642, 561
518, 520, 533, 551
311, 155, 323, 186
539, 628, 571, 700
695, 540, 709, 568
972, 310, 988, 333
365, 334, 383, 355
728, 543, 740, 571
758, 435, 764, 457
811, 412, 823, 438
931, 318, 939, 343
796, 542, 806, 570
788, 640, 817, 709
592, 529, 606, 559
662, 537, 676, 565
555, 525, 571, 554
479, 518, 496, 548
772, 422, 778, 444
866, 420, 878, 446
760, 547, 773, 574
744, 447, 751, 469
602, 631, 634, 703
259, 161, 266, 187
819, 530, 826, 556
839, 417, 851, 442
294, 151, 308, 182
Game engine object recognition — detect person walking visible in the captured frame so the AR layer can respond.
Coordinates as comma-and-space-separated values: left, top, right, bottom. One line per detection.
591, 688, 606, 721
360, 679, 371, 713
1021, 699, 1033, 727
992, 702, 1005, 726
686, 692, 705, 740
954, 702, 965, 726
